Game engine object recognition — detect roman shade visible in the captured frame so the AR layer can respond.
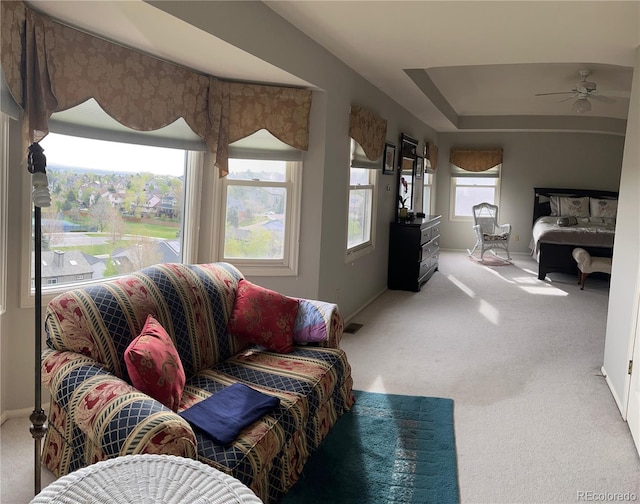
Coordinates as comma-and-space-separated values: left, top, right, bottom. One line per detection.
449, 147, 503, 173
348, 105, 387, 167
0, 1, 311, 176
426, 142, 439, 172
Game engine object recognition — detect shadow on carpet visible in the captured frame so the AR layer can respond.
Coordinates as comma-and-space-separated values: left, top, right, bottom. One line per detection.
280, 390, 459, 504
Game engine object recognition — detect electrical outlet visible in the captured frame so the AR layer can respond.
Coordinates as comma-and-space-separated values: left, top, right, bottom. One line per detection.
514, 234, 520, 241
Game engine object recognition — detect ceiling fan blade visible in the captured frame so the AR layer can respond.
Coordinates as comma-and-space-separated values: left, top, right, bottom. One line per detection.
557, 96, 575, 103
598, 90, 631, 98
589, 94, 616, 104
535, 92, 574, 96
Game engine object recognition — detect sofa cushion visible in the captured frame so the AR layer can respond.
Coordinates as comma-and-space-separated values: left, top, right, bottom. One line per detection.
125, 314, 186, 411
228, 280, 299, 354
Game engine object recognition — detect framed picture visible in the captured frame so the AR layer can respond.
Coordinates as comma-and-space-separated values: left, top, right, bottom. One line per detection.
383, 142, 395, 175
415, 156, 424, 179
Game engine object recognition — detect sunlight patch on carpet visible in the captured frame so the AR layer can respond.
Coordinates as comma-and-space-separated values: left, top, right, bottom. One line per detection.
468, 255, 512, 266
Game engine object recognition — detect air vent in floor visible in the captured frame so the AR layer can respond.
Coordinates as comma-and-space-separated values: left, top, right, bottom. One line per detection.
344, 323, 363, 334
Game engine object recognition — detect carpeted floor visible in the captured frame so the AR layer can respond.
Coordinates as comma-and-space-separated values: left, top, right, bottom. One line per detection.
2, 250, 639, 503
281, 390, 458, 504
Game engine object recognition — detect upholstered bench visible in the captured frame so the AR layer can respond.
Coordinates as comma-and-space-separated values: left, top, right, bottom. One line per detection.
572, 247, 612, 290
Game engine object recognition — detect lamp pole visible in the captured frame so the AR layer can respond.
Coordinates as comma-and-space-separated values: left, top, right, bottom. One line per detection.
28, 142, 50, 495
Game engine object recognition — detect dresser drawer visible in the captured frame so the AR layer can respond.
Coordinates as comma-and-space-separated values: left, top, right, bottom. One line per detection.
421, 239, 439, 259
418, 258, 431, 281
431, 223, 441, 239
420, 226, 432, 244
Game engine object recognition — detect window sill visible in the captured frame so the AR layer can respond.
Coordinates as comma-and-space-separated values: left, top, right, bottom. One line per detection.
345, 243, 374, 263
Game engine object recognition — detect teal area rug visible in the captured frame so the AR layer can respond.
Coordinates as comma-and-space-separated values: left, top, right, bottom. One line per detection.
280, 390, 459, 504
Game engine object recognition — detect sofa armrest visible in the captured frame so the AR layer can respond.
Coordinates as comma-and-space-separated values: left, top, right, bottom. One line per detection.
293, 299, 344, 348
43, 349, 196, 459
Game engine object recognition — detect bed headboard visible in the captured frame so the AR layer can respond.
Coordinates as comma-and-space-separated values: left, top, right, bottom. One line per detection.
532, 187, 619, 225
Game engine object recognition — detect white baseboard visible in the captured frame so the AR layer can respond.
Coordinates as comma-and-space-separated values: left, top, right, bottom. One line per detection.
344, 287, 387, 325
0, 403, 50, 426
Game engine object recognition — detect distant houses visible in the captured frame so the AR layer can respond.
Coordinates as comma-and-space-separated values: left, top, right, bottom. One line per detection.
36, 239, 182, 288
36, 250, 94, 286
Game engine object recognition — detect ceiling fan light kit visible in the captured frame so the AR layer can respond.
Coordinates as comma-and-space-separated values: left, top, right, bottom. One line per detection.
572, 98, 592, 114
535, 69, 620, 114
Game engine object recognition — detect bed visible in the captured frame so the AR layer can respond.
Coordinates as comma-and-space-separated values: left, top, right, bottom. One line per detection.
531, 187, 618, 280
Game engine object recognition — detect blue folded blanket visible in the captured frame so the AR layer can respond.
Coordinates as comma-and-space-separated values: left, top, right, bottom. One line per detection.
180, 383, 280, 444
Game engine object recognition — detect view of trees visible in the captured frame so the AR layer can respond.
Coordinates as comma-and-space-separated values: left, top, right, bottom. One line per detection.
223, 175, 286, 260
39, 166, 184, 282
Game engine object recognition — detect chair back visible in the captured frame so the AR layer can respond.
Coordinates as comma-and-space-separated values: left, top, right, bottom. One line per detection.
472, 202, 499, 234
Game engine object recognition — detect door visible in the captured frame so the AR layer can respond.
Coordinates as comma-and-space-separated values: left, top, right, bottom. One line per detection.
627, 300, 640, 456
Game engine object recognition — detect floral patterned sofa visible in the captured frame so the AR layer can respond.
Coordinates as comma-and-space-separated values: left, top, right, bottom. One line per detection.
41, 262, 354, 504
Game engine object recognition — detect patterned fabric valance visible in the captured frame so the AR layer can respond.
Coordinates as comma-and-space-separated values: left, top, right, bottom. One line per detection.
449, 147, 503, 172
348, 105, 387, 161
426, 143, 439, 171
0, 1, 311, 177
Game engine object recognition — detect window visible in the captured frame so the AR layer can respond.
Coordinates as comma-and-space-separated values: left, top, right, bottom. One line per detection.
346, 138, 378, 261
450, 168, 500, 220
423, 172, 434, 215
347, 167, 376, 258
219, 158, 301, 275
0, 113, 8, 314
30, 133, 194, 292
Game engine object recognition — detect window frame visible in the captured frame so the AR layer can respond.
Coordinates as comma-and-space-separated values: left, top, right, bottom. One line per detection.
449, 168, 501, 222
19, 134, 203, 308
0, 113, 8, 315
214, 159, 302, 277
423, 171, 435, 216
345, 166, 377, 262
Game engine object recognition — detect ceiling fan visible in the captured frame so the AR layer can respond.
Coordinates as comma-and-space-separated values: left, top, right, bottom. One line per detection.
535, 70, 616, 113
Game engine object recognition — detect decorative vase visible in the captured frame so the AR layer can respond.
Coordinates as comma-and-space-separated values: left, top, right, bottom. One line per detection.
399, 207, 408, 219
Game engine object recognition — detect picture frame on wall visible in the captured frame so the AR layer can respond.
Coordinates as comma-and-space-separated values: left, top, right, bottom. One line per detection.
415, 156, 424, 179
383, 142, 396, 175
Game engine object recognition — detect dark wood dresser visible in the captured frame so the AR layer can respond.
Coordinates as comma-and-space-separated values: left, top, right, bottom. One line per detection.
388, 215, 441, 291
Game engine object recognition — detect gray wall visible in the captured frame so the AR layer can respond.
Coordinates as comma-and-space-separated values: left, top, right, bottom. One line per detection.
434, 132, 625, 253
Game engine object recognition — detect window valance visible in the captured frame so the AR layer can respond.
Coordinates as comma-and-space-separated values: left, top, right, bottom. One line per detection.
426, 142, 439, 171
348, 105, 387, 161
0, 1, 311, 177
449, 147, 503, 172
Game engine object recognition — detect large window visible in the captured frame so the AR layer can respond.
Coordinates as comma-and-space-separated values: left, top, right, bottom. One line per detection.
219, 158, 301, 275
450, 173, 500, 220
31, 133, 193, 292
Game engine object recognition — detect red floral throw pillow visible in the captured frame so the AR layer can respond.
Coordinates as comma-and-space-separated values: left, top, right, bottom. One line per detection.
228, 279, 299, 354
125, 314, 186, 412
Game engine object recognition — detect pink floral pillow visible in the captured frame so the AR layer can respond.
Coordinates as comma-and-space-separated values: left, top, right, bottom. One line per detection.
125, 314, 185, 412
228, 279, 299, 354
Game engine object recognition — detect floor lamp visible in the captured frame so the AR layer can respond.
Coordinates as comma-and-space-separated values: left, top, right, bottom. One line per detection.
28, 142, 50, 495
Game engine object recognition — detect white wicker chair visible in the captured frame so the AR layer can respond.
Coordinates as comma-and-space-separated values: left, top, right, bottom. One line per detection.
468, 202, 511, 261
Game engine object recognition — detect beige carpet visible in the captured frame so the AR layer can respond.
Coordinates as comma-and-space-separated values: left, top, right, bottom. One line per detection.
2, 250, 639, 503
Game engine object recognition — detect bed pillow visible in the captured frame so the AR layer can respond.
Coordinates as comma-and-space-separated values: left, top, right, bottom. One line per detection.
590, 198, 617, 219
228, 279, 299, 353
557, 216, 578, 227
550, 196, 589, 218
125, 314, 186, 412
